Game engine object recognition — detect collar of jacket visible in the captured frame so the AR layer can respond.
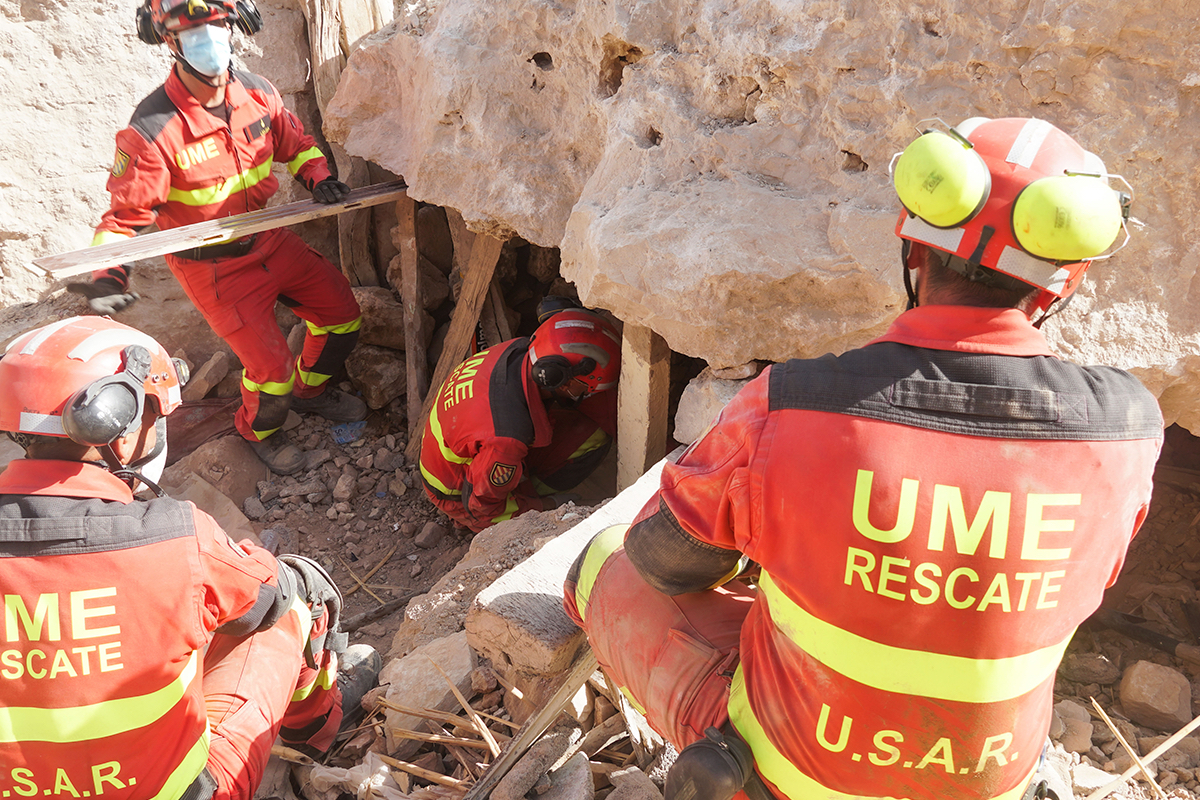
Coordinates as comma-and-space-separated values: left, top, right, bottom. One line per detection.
867, 305, 1056, 357
165, 66, 254, 139
0, 459, 136, 503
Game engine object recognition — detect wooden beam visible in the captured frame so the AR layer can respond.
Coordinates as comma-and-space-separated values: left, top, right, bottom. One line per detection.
461, 649, 598, 800
302, 0, 343, 113
393, 194, 429, 444
616, 325, 671, 492
489, 277, 513, 341
37, 182, 408, 278
405, 234, 505, 461
333, 144, 378, 287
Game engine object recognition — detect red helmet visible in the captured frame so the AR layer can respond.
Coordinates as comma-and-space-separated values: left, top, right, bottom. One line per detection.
892, 117, 1130, 303
137, 0, 261, 43
0, 317, 186, 446
528, 309, 621, 397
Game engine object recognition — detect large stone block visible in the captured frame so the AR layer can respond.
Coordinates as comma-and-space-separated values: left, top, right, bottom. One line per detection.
326, 0, 1200, 433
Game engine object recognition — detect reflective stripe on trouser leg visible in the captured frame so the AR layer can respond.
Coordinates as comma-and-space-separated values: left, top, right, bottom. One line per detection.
294, 318, 361, 399
279, 604, 343, 753
237, 374, 295, 441
203, 597, 312, 800
562, 529, 754, 748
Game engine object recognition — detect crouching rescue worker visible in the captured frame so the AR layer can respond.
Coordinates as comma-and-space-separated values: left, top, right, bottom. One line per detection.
563, 117, 1164, 800
67, 0, 365, 476
0, 316, 381, 800
420, 302, 621, 532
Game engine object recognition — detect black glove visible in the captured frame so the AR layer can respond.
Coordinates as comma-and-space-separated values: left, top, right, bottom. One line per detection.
66, 276, 140, 315
312, 178, 351, 205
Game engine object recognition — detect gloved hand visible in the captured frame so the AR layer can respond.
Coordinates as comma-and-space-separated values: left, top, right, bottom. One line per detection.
66, 277, 140, 315
544, 492, 583, 510
312, 178, 351, 205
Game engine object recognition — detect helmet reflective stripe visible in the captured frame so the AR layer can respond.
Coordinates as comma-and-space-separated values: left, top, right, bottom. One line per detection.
1005, 118, 1052, 168
18, 412, 66, 436
554, 319, 596, 330
994, 248, 1072, 295
898, 214, 964, 252
67, 329, 165, 363
13, 318, 78, 356
561, 342, 613, 367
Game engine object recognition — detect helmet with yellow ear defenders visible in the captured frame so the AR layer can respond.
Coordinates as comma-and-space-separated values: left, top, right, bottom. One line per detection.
891, 117, 1132, 309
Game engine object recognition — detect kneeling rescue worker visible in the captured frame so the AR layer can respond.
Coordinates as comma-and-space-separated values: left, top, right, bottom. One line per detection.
563, 117, 1163, 800
0, 316, 381, 800
420, 300, 621, 532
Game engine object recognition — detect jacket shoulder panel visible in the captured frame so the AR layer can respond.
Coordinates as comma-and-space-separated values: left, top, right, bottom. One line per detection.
128, 84, 180, 144
769, 342, 1163, 441
0, 494, 196, 557
489, 340, 537, 443
232, 69, 275, 97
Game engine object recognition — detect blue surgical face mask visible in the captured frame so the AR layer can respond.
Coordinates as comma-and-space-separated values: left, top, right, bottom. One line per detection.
178, 23, 232, 78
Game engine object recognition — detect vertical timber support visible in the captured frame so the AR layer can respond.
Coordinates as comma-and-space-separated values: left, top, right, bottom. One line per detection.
405, 234, 506, 461
616, 325, 671, 492
393, 193, 428, 444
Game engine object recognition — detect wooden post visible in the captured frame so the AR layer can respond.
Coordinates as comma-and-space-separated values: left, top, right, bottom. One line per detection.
616, 325, 671, 492
405, 234, 506, 461
393, 194, 428, 443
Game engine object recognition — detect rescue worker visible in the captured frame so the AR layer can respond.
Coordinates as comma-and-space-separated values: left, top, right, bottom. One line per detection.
0, 315, 381, 800
420, 303, 621, 532
563, 117, 1163, 800
67, 0, 365, 476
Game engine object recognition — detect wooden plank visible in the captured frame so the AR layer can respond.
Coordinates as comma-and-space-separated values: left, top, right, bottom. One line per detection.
460, 648, 599, 800
405, 234, 505, 461
303, 0, 343, 112
616, 325, 672, 492
489, 277, 513, 341
36, 181, 408, 278
394, 195, 429, 444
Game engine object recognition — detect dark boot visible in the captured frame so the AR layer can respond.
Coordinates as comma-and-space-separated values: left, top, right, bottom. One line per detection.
249, 430, 306, 475
664, 726, 756, 800
291, 387, 367, 423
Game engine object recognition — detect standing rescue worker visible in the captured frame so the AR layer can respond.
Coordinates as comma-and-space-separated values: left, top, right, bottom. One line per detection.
563, 117, 1163, 800
0, 316, 380, 800
420, 305, 621, 532
68, 0, 365, 476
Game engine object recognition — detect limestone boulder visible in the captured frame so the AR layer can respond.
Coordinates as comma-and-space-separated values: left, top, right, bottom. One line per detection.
327, 0, 1200, 433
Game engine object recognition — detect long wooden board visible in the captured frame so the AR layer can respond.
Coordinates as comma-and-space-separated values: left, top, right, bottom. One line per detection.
33, 180, 409, 279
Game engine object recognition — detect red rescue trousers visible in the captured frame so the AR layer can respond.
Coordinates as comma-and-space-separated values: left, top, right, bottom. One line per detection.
564, 537, 754, 766
167, 227, 362, 443
203, 606, 341, 800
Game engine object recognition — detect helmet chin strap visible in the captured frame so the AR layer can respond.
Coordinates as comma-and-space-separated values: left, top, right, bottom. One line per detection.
101, 416, 170, 498
900, 240, 918, 310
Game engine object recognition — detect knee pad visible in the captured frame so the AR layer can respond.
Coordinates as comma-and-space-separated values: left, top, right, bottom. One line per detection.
664, 727, 755, 800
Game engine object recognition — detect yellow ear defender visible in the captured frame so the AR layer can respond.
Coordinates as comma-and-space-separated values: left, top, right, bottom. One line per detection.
892, 130, 991, 229
1011, 174, 1124, 262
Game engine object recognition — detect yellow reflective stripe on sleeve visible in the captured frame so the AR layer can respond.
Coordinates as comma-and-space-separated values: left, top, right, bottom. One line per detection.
420, 462, 460, 495
567, 428, 610, 460
288, 147, 325, 176
168, 160, 273, 207
148, 725, 210, 800
490, 494, 521, 524
242, 372, 295, 396
758, 571, 1069, 703
91, 230, 132, 247
727, 667, 1037, 800
0, 650, 200, 743
428, 402, 471, 465
572, 524, 628, 623
305, 318, 363, 336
